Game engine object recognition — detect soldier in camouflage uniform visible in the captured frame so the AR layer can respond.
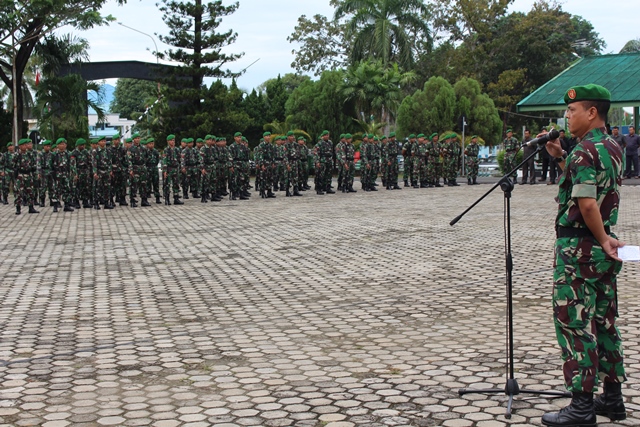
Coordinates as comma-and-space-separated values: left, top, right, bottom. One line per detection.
229, 132, 248, 200
195, 138, 205, 197
128, 134, 150, 207
216, 137, 233, 198
49, 138, 75, 212
284, 131, 302, 197
336, 133, 357, 193
336, 134, 346, 191
372, 134, 381, 188
273, 136, 285, 192
384, 132, 401, 190
38, 140, 54, 207
255, 132, 276, 199
199, 135, 221, 203
465, 135, 480, 185
314, 130, 334, 194
181, 138, 199, 199
425, 133, 443, 188
109, 133, 128, 206
360, 136, 378, 192
402, 134, 416, 187
145, 138, 161, 204
503, 128, 519, 183
1, 143, 16, 205
297, 136, 310, 190
541, 84, 627, 427
12, 139, 40, 214
441, 134, 461, 186
241, 136, 251, 195
92, 137, 113, 210
71, 138, 92, 208
414, 134, 428, 188
162, 135, 184, 205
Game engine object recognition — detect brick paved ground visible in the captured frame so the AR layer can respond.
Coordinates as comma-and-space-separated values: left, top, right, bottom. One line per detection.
0, 180, 639, 427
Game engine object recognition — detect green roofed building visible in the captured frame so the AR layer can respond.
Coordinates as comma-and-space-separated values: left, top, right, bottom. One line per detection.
517, 53, 640, 128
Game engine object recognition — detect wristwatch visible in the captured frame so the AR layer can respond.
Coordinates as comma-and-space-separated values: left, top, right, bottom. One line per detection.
554, 150, 567, 163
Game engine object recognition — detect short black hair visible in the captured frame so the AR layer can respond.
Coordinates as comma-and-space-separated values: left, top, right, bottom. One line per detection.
612, 126, 619, 130
581, 100, 610, 121
630, 125, 635, 129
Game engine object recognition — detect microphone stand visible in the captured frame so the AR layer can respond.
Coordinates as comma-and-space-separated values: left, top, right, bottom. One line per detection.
451, 143, 570, 418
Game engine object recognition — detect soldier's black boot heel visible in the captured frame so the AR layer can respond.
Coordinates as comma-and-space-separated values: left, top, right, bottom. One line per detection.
141, 198, 151, 207
63, 204, 74, 212
594, 382, 626, 421
130, 200, 137, 208
16, 205, 20, 215
53, 202, 59, 213
156, 196, 162, 204
28, 205, 39, 214
94, 203, 101, 210
541, 392, 596, 427
266, 190, 276, 198
174, 196, 183, 205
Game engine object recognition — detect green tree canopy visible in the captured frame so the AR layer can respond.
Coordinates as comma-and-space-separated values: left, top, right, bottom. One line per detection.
453, 78, 502, 145
396, 76, 456, 138
110, 79, 159, 120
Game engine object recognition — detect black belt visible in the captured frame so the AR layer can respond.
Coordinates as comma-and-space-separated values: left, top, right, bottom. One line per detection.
18, 169, 36, 173
556, 226, 610, 238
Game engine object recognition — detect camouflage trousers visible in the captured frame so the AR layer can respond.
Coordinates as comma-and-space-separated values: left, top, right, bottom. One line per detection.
95, 170, 111, 205
184, 166, 199, 195
466, 159, 479, 179
216, 164, 229, 194
504, 151, 518, 180
339, 162, 355, 190
386, 159, 399, 185
414, 158, 427, 184
553, 236, 626, 393
41, 172, 55, 202
130, 166, 148, 199
256, 163, 273, 192
147, 166, 160, 198
53, 172, 73, 205
76, 169, 92, 202
1, 171, 14, 200
361, 162, 376, 188
443, 157, 459, 180
403, 156, 413, 183
241, 161, 250, 190
14, 172, 36, 207
164, 168, 181, 198
275, 162, 286, 189
231, 161, 244, 194
298, 160, 309, 187
286, 159, 299, 189
111, 168, 127, 201
201, 165, 217, 197
426, 161, 442, 184
314, 161, 329, 190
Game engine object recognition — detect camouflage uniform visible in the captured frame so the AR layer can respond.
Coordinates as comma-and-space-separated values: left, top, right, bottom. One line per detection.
275, 139, 288, 191
199, 139, 219, 201
229, 139, 244, 197
215, 139, 232, 197
38, 147, 54, 206
314, 134, 334, 193
182, 144, 200, 198
426, 136, 443, 187
146, 144, 161, 202
360, 140, 377, 191
442, 136, 461, 186
12, 145, 38, 210
415, 138, 428, 187
336, 136, 356, 192
553, 126, 626, 393
384, 137, 400, 189
503, 135, 519, 182
465, 140, 480, 185
162, 142, 183, 204
71, 145, 92, 207
402, 138, 415, 186
284, 137, 300, 195
50, 149, 76, 208
92, 145, 112, 208
109, 143, 128, 205
128, 142, 149, 205
0, 146, 15, 204
297, 140, 310, 190
255, 137, 276, 198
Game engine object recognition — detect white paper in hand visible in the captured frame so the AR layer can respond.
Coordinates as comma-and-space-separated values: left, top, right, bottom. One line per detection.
618, 245, 640, 262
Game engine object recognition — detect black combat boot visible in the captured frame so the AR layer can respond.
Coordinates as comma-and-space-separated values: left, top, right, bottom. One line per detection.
201, 194, 208, 203
260, 190, 266, 198
369, 185, 377, 191
211, 193, 222, 202
286, 188, 292, 197
393, 183, 401, 190
293, 186, 302, 196
165, 196, 171, 205
239, 193, 249, 200
174, 196, 184, 205
130, 199, 137, 208
594, 382, 626, 421
279, 184, 285, 192
342, 186, 347, 193
412, 182, 419, 188
119, 198, 127, 206
40, 196, 45, 207
348, 186, 357, 193
452, 179, 460, 186
183, 190, 189, 199
16, 205, 21, 215
193, 191, 199, 198
63, 204, 74, 212
541, 392, 596, 427
325, 187, 335, 194
316, 188, 325, 195
2, 196, 8, 205
420, 182, 428, 188
74, 199, 81, 209
156, 196, 162, 204
53, 202, 59, 213
404, 179, 409, 187
221, 190, 229, 196
473, 177, 478, 185
141, 198, 151, 207
468, 177, 472, 185
435, 182, 443, 187
28, 205, 39, 214
104, 202, 113, 210
266, 189, 276, 198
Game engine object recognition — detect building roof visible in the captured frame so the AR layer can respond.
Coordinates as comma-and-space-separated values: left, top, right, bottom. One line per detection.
517, 53, 640, 112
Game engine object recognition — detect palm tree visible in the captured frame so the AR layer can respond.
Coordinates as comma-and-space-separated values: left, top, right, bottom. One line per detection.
341, 60, 415, 132
263, 117, 311, 141
334, 0, 433, 70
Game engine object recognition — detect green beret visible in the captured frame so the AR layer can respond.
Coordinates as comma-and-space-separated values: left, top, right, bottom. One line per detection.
98, 136, 106, 142
564, 84, 611, 104
286, 131, 294, 136
389, 132, 396, 138
42, 140, 51, 146
204, 134, 212, 140
112, 133, 121, 140
381, 135, 387, 140
367, 134, 374, 139
132, 132, 140, 138
90, 139, 98, 144
339, 134, 345, 139
181, 138, 188, 143
6, 142, 12, 148
344, 133, 352, 139
56, 137, 67, 144
146, 138, 155, 144
187, 138, 194, 143
234, 132, 242, 137
373, 137, 379, 141
242, 137, 247, 142
409, 134, 416, 139
196, 138, 204, 143
166, 134, 176, 141
321, 130, 329, 136
417, 133, 425, 138
125, 138, 133, 143
429, 133, 438, 140
506, 128, 512, 133
18, 138, 30, 146
297, 135, 305, 141
263, 131, 271, 137
75, 138, 86, 146
471, 135, 478, 139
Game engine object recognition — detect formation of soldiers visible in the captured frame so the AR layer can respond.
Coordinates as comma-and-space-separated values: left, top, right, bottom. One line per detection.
0, 130, 482, 215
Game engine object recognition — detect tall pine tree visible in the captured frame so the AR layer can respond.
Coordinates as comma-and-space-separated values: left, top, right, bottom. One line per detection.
157, 0, 243, 137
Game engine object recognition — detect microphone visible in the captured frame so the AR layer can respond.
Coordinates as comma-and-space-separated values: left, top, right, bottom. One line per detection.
522, 129, 560, 147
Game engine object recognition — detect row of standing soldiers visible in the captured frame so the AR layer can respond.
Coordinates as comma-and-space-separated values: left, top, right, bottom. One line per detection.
402, 133, 481, 187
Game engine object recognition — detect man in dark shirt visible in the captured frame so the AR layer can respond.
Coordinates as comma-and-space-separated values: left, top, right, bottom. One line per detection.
624, 125, 639, 178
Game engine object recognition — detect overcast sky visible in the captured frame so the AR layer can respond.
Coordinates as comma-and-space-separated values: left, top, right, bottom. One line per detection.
71, 0, 637, 91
